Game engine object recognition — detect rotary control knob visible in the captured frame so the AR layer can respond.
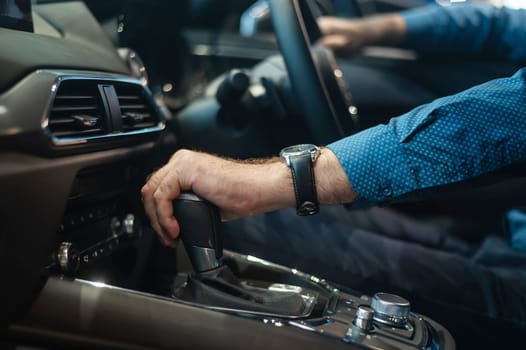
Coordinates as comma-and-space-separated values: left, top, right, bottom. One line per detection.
370, 292, 411, 327
123, 213, 141, 237
354, 305, 375, 331
56, 242, 80, 273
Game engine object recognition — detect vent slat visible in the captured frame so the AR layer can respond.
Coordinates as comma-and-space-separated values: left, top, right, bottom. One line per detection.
122, 112, 152, 118
120, 104, 147, 109
48, 118, 77, 125
54, 95, 95, 100
51, 106, 98, 112
118, 95, 142, 100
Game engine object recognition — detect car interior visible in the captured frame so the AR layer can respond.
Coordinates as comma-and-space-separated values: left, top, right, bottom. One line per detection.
2, 0, 525, 349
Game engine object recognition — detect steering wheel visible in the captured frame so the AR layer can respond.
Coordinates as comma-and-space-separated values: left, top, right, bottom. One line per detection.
268, 0, 359, 145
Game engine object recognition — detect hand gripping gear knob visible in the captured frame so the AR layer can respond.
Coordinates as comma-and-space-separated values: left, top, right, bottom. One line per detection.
172, 192, 223, 273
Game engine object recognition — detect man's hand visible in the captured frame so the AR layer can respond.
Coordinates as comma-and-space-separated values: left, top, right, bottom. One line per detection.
317, 16, 368, 56
141, 150, 293, 246
141, 148, 357, 246
317, 14, 407, 57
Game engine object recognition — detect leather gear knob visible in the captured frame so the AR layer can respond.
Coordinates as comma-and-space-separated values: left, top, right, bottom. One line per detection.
173, 192, 223, 273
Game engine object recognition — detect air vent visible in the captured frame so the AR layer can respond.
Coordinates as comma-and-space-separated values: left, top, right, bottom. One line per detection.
45, 74, 164, 147
48, 80, 107, 138
114, 84, 158, 132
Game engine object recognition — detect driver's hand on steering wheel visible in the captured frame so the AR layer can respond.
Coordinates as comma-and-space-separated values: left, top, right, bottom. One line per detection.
317, 13, 407, 57
317, 16, 368, 56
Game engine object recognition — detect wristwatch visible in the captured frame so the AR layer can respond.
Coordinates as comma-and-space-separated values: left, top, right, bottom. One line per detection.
280, 144, 321, 216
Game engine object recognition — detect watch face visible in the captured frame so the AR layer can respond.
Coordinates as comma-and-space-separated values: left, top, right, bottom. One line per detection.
281, 144, 318, 156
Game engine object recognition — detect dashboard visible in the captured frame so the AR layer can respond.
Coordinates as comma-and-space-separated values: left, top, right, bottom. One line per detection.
0, 0, 167, 337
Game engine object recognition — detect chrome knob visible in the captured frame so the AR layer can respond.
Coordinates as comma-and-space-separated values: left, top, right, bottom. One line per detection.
123, 213, 140, 237
56, 241, 79, 273
354, 305, 374, 331
370, 292, 411, 327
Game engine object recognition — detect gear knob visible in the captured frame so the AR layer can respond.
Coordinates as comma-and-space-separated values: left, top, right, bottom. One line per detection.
173, 192, 223, 273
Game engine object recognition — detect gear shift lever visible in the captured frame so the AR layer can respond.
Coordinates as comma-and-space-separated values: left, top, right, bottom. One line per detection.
172, 193, 312, 318
173, 192, 223, 273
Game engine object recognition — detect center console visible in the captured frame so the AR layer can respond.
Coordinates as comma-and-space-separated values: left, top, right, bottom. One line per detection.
168, 193, 455, 350
11, 191, 455, 350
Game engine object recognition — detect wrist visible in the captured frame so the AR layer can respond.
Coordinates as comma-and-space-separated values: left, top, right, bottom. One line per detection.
214, 156, 295, 217
271, 146, 358, 212
360, 13, 407, 47
314, 147, 357, 205
253, 158, 296, 213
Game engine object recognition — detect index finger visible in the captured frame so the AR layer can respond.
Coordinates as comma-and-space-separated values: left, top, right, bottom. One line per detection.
141, 166, 174, 244
153, 177, 181, 240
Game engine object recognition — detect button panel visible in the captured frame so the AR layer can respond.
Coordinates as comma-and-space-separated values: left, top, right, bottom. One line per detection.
59, 202, 114, 233
55, 213, 142, 274
290, 292, 423, 350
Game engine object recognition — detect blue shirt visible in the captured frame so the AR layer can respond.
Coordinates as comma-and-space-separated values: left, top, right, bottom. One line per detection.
327, 4, 526, 250
402, 4, 526, 62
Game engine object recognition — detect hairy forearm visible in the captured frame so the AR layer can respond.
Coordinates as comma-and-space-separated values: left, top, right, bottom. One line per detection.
188, 148, 357, 216
354, 13, 407, 47
142, 147, 357, 244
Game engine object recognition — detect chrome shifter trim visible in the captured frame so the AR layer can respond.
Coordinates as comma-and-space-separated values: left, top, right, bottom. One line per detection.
172, 282, 318, 319
189, 246, 222, 272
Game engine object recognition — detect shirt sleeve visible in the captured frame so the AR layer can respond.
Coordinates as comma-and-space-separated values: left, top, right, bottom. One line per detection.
400, 4, 526, 63
327, 68, 526, 206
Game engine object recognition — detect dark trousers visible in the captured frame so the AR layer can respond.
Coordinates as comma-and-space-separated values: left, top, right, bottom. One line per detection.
223, 205, 526, 349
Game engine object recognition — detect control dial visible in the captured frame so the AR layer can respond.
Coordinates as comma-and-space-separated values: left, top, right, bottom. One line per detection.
354, 305, 375, 331
56, 241, 80, 273
370, 292, 411, 327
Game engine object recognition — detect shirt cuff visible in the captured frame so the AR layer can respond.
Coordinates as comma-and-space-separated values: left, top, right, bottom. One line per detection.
327, 124, 418, 207
400, 5, 445, 50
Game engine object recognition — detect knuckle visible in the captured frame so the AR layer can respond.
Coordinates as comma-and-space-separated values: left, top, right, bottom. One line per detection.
153, 185, 175, 205
152, 189, 164, 203
157, 181, 174, 198
141, 184, 151, 196
171, 149, 192, 164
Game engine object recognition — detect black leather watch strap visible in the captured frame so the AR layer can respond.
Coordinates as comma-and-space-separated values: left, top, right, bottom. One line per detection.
289, 153, 319, 215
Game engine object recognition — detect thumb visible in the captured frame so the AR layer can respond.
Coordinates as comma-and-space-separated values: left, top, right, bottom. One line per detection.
316, 34, 347, 48
316, 34, 356, 57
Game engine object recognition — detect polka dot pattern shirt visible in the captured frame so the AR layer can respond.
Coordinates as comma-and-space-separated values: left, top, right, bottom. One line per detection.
329, 69, 526, 206
328, 1, 526, 206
